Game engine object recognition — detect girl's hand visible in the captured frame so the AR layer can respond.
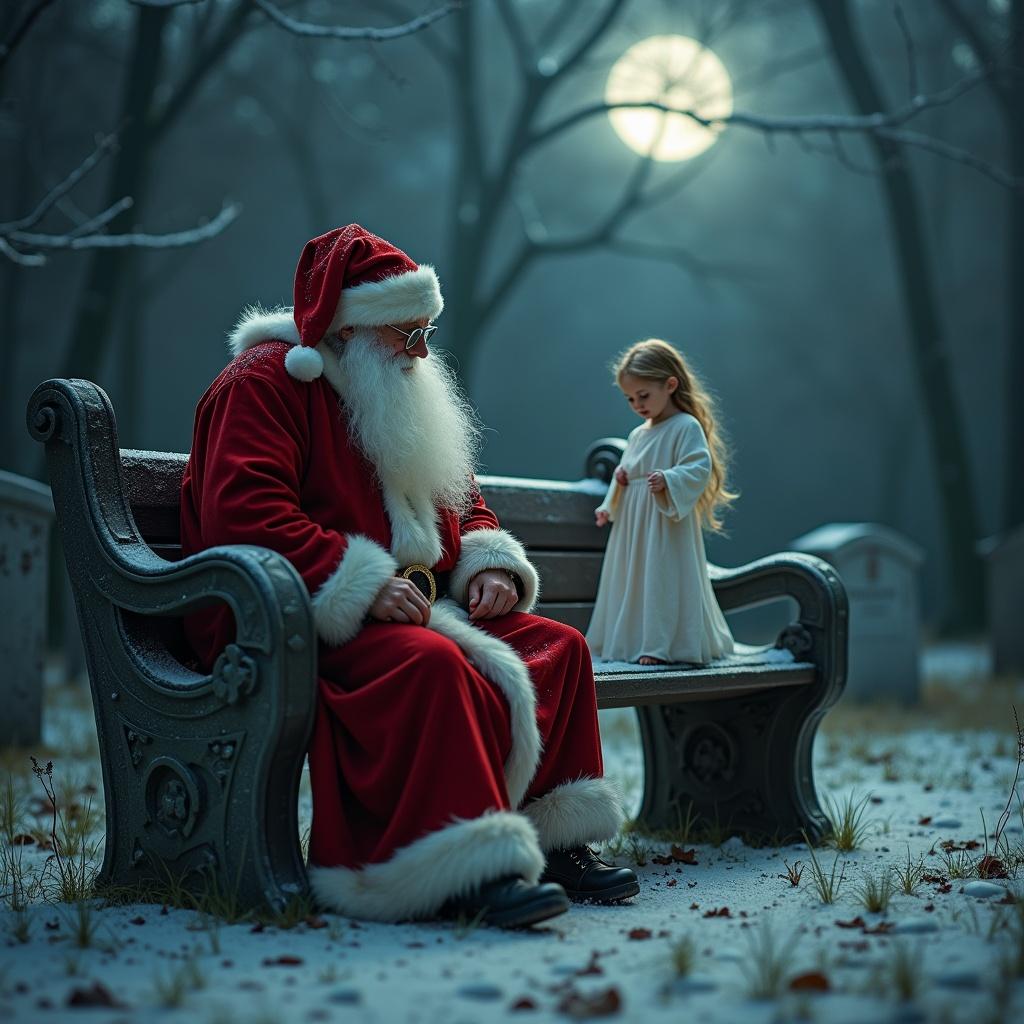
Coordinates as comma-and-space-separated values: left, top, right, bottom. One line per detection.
468, 569, 518, 620
614, 466, 629, 487
647, 471, 666, 494
595, 510, 610, 528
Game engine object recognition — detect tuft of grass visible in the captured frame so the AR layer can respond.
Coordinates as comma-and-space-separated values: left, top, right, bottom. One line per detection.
8, 906, 31, 943
153, 953, 207, 1008
802, 832, 847, 904
887, 941, 922, 1002
0, 774, 31, 910
452, 906, 488, 940
823, 791, 874, 852
625, 833, 649, 867
29, 758, 100, 902
854, 869, 894, 914
893, 847, 925, 895
940, 847, 978, 880
780, 859, 803, 887
318, 964, 340, 985
63, 900, 100, 949
264, 891, 316, 930
669, 935, 696, 979
740, 922, 792, 999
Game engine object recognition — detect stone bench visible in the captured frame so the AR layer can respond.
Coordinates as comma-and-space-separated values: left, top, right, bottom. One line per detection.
28, 378, 848, 912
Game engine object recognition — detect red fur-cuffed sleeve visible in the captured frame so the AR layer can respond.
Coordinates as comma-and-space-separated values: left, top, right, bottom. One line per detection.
181, 368, 394, 648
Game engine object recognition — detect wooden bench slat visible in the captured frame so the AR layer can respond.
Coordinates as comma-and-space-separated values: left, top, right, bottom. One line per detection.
595, 661, 815, 707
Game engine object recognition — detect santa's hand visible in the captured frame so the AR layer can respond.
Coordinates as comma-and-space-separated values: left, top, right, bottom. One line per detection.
369, 577, 431, 626
595, 510, 610, 528
614, 466, 629, 487
468, 569, 518, 620
647, 471, 666, 494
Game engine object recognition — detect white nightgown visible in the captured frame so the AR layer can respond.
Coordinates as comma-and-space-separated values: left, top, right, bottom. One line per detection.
585, 412, 734, 665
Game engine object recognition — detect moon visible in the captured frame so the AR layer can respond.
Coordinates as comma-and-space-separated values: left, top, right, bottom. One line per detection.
605, 35, 734, 162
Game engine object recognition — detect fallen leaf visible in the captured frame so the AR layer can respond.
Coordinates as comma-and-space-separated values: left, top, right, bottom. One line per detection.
789, 971, 830, 992
978, 856, 1009, 879
304, 915, 329, 929
129, 916, 145, 926
666, 879, 677, 887
917, 816, 932, 825
937, 882, 953, 894
262, 955, 303, 966
576, 952, 604, 976
671, 845, 698, 864
557, 986, 622, 1019
67, 982, 122, 1008
650, 855, 674, 865
10, 833, 35, 845
862, 921, 894, 935
510, 996, 538, 1011
923, 904, 935, 912
835, 917, 866, 929
702, 907, 730, 919
627, 928, 652, 940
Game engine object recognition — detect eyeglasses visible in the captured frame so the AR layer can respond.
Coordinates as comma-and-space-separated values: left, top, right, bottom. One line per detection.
386, 323, 438, 351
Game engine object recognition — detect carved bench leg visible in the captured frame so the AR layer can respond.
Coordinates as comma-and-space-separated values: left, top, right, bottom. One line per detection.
635, 686, 831, 844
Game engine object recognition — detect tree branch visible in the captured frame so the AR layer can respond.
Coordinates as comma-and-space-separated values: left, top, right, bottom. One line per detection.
935, 0, 1012, 112
0, 133, 119, 233
494, 0, 533, 74
528, 67, 991, 152
892, 2, 919, 99
250, 0, 461, 42
0, 0, 58, 72
4, 202, 240, 263
554, 0, 627, 80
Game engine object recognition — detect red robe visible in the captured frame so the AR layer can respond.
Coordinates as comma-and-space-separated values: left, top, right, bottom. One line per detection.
180, 332, 622, 921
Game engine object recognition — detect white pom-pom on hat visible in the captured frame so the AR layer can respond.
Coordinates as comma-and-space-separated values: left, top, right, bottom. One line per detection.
284, 344, 325, 381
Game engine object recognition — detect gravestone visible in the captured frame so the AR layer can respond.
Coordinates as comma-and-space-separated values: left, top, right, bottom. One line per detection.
792, 523, 923, 702
978, 526, 1024, 675
0, 470, 53, 746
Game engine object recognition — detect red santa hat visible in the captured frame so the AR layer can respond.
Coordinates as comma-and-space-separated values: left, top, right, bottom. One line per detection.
285, 224, 444, 381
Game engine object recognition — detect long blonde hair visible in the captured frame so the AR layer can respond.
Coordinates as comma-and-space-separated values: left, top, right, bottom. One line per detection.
614, 338, 737, 532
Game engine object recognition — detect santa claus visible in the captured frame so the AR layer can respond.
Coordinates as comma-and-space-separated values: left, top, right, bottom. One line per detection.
180, 224, 638, 927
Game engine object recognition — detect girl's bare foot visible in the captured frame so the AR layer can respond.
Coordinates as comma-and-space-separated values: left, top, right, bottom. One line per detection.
637, 656, 666, 666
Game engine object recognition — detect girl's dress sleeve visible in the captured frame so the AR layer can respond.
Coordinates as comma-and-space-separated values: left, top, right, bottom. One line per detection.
655, 417, 712, 521
595, 476, 621, 522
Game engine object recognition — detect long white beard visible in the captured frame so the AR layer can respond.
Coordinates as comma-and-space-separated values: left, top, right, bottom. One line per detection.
334, 329, 482, 515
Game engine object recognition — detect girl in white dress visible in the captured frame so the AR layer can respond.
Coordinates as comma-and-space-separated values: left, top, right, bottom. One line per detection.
586, 339, 736, 666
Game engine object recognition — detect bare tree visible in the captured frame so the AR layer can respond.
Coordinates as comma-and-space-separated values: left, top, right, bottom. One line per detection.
935, 0, 1024, 536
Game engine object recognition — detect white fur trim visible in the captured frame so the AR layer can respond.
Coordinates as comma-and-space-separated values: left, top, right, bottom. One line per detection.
308, 811, 543, 922
227, 304, 299, 356
284, 344, 324, 381
335, 265, 443, 329
429, 600, 541, 808
311, 535, 397, 646
450, 529, 540, 613
522, 777, 625, 851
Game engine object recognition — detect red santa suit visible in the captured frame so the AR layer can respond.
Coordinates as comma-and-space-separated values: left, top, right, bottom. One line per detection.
180, 226, 622, 922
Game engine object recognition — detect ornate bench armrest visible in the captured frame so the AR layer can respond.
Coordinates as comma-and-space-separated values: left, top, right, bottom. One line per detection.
27, 378, 316, 911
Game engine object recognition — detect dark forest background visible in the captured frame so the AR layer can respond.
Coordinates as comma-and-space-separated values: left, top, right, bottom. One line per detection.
1, 0, 1019, 633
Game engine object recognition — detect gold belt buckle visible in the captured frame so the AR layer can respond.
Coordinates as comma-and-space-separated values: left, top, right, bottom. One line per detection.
400, 564, 437, 605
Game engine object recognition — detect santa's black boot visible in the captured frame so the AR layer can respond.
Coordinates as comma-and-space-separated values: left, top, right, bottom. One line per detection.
541, 846, 640, 903
443, 875, 569, 929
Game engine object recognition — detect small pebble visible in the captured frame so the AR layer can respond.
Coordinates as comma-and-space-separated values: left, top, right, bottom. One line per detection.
937, 971, 981, 991
891, 918, 939, 935
671, 978, 717, 994
328, 989, 362, 1005
458, 983, 504, 1001
963, 881, 1005, 899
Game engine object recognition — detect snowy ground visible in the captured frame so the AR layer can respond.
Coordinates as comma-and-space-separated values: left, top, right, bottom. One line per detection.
2, 646, 1023, 1024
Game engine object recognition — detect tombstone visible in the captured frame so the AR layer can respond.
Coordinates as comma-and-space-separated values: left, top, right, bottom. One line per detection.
0, 470, 54, 746
978, 526, 1024, 675
791, 523, 924, 702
